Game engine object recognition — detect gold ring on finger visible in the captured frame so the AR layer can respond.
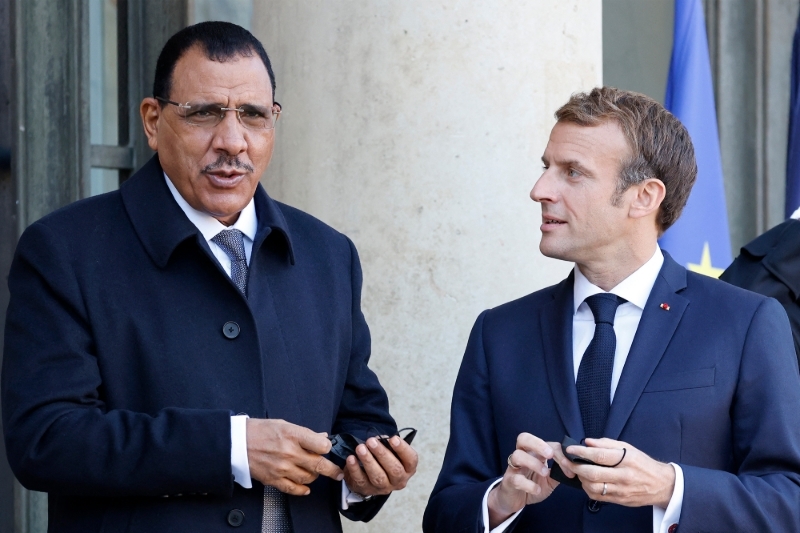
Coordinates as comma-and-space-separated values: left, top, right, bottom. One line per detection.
507, 453, 519, 469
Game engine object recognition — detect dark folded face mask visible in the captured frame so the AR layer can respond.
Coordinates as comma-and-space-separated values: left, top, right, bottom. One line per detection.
327, 427, 417, 468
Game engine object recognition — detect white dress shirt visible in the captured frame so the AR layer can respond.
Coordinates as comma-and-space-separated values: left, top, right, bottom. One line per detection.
483, 247, 683, 533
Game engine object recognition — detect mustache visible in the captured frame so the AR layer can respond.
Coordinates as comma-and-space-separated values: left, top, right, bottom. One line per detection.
201, 155, 254, 173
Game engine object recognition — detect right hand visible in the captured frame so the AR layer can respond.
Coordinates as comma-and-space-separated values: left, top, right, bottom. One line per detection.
487, 433, 563, 528
246, 418, 344, 496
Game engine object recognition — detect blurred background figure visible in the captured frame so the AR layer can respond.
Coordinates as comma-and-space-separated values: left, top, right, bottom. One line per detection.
721, 8, 800, 368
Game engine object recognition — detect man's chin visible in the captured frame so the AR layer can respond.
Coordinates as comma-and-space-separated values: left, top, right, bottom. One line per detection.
539, 241, 574, 263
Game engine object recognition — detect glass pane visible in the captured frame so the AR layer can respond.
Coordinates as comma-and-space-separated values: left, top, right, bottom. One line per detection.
89, 0, 119, 196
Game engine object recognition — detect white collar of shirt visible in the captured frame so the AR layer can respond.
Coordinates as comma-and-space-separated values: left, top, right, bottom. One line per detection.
164, 172, 257, 244
573, 246, 664, 315
163, 172, 257, 274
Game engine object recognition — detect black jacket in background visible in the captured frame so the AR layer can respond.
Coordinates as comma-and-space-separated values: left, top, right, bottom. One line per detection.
721, 218, 800, 365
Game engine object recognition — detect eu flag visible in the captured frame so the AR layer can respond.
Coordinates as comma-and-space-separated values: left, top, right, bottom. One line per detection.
658, 0, 732, 277
786, 11, 800, 218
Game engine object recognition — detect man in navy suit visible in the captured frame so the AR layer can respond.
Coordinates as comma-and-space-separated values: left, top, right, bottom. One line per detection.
423, 87, 800, 532
2, 22, 416, 532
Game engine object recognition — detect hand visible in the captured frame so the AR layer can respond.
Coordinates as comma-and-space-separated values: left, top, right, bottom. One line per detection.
487, 433, 560, 529
561, 437, 675, 508
343, 435, 418, 497
246, 418, 344, 496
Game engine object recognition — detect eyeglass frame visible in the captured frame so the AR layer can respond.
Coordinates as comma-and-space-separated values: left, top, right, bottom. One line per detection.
155, 96, 282, 131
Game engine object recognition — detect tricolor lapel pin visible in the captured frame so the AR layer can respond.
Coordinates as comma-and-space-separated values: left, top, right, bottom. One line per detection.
660, 303, 670, 311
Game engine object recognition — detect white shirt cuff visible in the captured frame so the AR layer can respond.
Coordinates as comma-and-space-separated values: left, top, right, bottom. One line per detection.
652, 463, 683, 533
230, 415, 252, 489
481, 478, 523, 533
341, 480, 365, 510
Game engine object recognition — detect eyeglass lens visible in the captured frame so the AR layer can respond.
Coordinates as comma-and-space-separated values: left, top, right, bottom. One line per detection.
177, 102, 278, 130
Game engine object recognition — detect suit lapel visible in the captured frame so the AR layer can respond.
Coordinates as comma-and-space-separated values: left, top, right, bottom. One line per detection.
604, 253, 688, 440
541, 272, 585, 441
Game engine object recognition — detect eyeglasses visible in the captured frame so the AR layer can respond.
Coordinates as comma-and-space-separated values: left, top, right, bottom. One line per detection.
155, 96, 281, 131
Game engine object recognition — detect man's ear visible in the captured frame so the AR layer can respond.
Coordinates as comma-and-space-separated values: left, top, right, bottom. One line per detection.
628, 178, 666, 220
140, 98, 160, 152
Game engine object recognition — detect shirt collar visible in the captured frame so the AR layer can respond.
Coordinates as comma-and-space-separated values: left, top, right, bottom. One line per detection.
164, 172, 258, 243
573, 246, 664, 313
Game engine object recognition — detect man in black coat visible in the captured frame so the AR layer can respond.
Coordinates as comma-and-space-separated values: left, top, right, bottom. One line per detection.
2, 21, 416, 533
720, 217, 800, 366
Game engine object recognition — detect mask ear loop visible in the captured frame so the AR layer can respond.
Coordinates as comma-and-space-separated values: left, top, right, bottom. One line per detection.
609, 448, 627, 468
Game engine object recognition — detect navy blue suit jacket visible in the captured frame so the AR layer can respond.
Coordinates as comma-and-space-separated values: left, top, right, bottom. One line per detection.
424, 254, 800, 532
2, 155, 396, 533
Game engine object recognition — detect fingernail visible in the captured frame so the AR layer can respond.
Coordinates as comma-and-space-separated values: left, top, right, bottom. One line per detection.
357, 445, 367, 456
367, 438, 378, 449
391, 436, 401, 446
541, 467, 549, 476
304, 489, 310, 496
347, 456, 356, 465
336, 473, 344, 481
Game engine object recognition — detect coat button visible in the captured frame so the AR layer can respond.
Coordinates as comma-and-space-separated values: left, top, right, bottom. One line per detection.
227, 509, 245, 527
223, 322, 240, 339
668, 524, 678, 533
587, 499, 603, 513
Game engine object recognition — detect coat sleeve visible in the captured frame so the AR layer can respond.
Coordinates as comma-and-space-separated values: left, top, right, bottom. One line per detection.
423, 311, 507, 533
336, 236, 399, 523
2, 221, 234, 498
679, 298, 800, 531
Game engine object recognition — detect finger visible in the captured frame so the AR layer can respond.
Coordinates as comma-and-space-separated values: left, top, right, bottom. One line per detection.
581, 480, 608, 500
270, 476, 312, 496
504, 471, 543, 496
508, 449, 548, 477
566, 444, 626, 468
295, 427, 333, 455
584, 437, 624, 448
516, 433, 555, 461
343, 454, 373, 495
357, 443, 391, 489
549, 444, 577, 478
305, 454, 344, 481
388, 436, 419, 472
367, 438, 410, 487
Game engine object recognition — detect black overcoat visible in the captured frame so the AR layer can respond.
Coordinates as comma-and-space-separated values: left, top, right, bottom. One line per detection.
2, 155, 396, 532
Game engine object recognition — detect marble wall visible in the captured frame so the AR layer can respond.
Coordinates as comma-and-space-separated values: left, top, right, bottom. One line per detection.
251, 1, 602, 529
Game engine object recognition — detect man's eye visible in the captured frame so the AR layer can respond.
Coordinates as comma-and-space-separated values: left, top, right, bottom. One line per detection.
567, 168, 581, 177
187, 106, 220, 118
239, 107, 267, 118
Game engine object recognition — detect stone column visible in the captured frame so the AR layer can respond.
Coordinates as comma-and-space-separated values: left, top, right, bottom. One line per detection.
252, 2, 601, 529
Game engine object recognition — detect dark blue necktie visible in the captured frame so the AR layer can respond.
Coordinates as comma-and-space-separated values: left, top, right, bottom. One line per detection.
211, 229, 249, 295
576, 293, 626, 439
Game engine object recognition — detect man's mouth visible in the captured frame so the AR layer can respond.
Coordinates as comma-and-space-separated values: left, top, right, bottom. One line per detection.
542, 216, 566, 225
208, 171, 245, 178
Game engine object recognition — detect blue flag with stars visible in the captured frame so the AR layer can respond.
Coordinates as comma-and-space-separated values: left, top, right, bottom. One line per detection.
658, 0, 732, 277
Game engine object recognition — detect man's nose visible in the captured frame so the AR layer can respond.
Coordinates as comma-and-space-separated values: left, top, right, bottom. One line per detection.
211, 111, 248, 155
530, 170, 555, 203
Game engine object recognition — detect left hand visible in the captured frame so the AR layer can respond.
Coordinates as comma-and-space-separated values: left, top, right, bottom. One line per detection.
343, 436, 418, 497
555, 437, 675, 508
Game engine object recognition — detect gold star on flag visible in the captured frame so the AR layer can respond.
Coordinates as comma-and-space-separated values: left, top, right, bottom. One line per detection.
687, 242, 724, 278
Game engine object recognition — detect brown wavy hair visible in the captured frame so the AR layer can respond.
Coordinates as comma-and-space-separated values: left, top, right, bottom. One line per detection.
555, 87, 697, 233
